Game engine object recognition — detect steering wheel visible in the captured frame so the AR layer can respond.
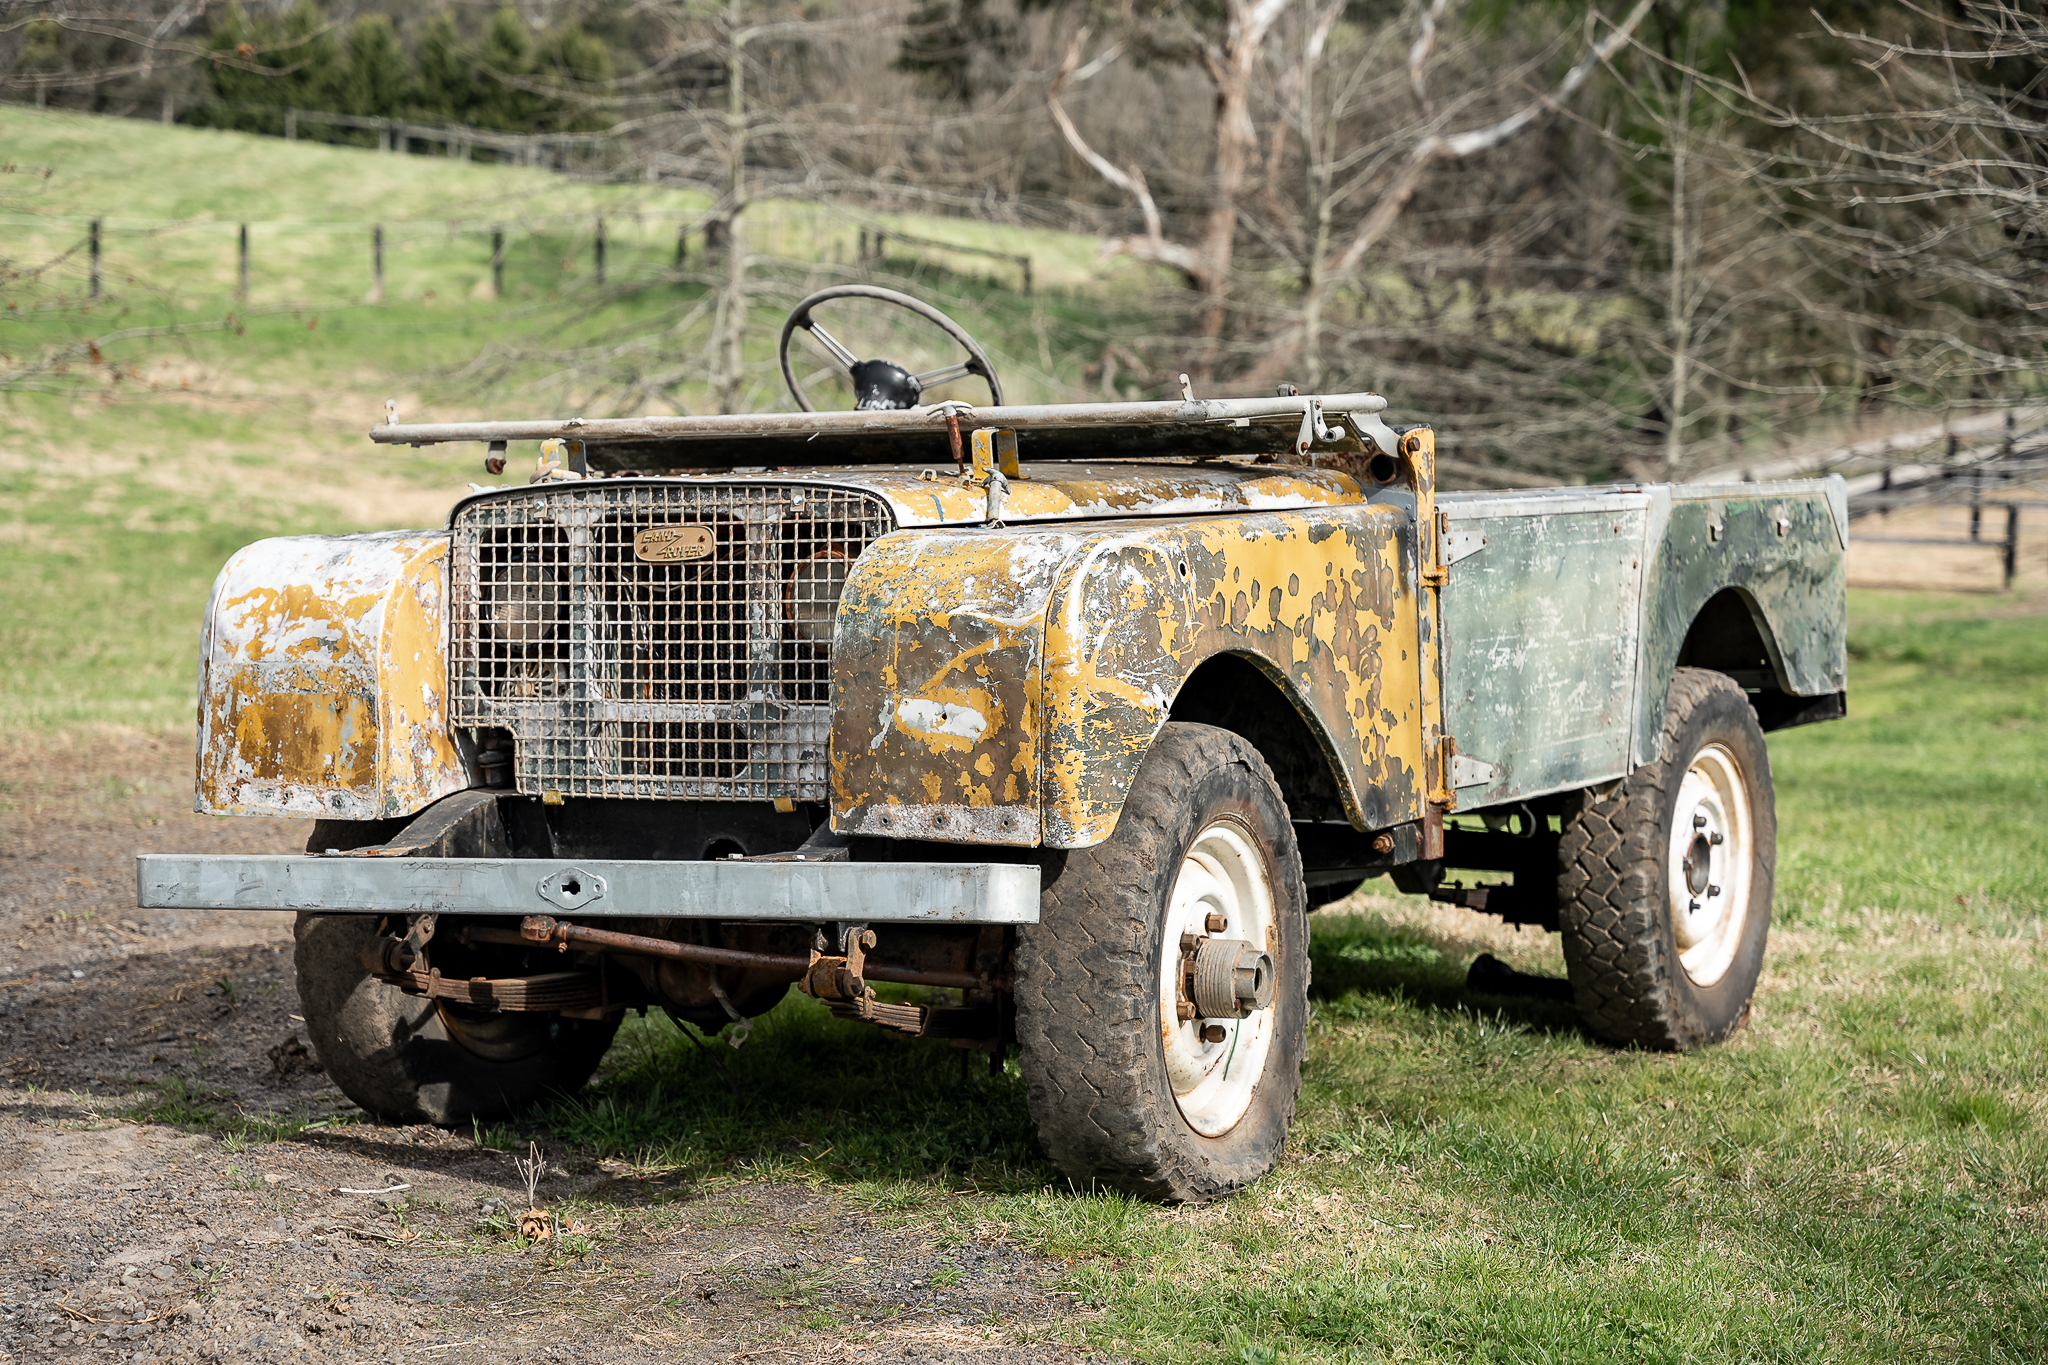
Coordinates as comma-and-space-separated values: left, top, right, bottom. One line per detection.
778, 285, 1004, 412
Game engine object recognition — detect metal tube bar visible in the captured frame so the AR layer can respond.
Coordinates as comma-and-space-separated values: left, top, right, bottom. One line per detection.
88, 219, 100, 300
459, 921, 989, 990
367, 391, 1392, 448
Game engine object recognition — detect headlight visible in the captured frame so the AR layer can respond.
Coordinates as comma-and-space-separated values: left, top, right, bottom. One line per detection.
787, 549, 852, 645
484, 553, 563, 647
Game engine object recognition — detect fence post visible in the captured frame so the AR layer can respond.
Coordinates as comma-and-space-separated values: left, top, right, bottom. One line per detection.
2004, 412, 2016, 459
1021, 256, 1033, 296
285, 107, 297, 141
491, 229, 505, 298
371, 224, 384, 304
89, 219, 101, 301
674, 222, 688, 271
594, 217, 606, 285
2004, 504, 2020, 589
237, 224, 249, 300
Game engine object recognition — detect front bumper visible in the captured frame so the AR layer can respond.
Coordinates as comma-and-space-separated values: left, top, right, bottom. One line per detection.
135, 854, 1040, 924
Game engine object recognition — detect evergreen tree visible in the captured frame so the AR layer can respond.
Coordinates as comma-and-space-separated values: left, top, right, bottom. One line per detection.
339, 15, 410, 120
412, 10, 473, 123
203, 2, 342, 134
536, 21, 616, 132
471, 7, 543, 131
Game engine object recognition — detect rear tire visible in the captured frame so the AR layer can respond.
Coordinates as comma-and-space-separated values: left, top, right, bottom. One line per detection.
1014, 723, 1308, 1202
1557, 668, 1776, 1050
294, 914, 619, 1126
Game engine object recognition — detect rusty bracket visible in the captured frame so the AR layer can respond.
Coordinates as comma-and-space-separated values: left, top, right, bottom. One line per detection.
798, 922, 876, 1003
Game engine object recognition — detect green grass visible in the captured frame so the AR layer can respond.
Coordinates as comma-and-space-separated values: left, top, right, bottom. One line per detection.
513, 590, 2046, 1362
10, 111, 2048, 1362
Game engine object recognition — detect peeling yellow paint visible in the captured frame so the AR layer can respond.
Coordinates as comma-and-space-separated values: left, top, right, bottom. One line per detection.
196, 532, 468, 821
831, 439, 1438, 850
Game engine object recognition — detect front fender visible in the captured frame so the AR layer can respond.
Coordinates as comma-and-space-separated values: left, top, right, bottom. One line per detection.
830, 504, 1426, 849
196, 531, 471, 820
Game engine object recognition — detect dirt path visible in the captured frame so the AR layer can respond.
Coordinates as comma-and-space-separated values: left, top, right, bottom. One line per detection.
0, 734, 1102, 1364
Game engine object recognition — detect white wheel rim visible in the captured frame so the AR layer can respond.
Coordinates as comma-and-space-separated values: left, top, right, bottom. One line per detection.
1667, 742, 1754, 987
1157, 818, 1278, 1137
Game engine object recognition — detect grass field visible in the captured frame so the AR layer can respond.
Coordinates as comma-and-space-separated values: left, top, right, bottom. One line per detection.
9, 111, 2048, 1362
514, 585, 2046, 1364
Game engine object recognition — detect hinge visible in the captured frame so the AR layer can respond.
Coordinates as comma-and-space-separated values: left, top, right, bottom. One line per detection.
1421, 509, 1450, 587
1429, 734, 1458, 810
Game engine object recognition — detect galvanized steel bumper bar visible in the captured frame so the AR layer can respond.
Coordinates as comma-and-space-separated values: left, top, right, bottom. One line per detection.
136, 855, 1041, 924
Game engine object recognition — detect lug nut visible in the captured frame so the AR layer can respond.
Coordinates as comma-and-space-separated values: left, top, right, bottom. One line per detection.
1200, 1024, 1227, 1044
1710, 832, 1724, 846
1688, 898, 1700, 912
1693, 814, 1707, 829
1707, 884, 1721, 897
1204, 912, 1227, 933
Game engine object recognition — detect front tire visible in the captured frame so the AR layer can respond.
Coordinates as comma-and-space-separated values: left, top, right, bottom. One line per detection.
1557, 668, 1776, 1050
294, 914, 620, 1126
1014, 723, 1308, 1202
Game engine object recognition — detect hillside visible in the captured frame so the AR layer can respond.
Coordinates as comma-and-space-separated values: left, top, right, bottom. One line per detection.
0, 110, 1152, 731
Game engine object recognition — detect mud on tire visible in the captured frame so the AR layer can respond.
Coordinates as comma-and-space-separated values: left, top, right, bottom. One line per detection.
1013, 722, 1309, 1203
1557, 667, 1776, 1050
294, 913, 619, 1126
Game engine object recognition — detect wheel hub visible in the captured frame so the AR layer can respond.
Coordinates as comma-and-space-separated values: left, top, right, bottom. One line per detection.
1666, 742, 1753, 987
1157, 819, 1279, 1137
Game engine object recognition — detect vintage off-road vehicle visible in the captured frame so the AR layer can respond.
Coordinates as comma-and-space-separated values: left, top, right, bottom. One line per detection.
141, 287, 1846, 1201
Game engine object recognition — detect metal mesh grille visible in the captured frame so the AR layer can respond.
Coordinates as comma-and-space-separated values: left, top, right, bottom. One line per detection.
450, 482, 892, 800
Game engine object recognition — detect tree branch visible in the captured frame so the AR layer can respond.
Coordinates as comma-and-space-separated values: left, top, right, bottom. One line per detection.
1046, 29, 1207, 283
1328, 0, 1654, 280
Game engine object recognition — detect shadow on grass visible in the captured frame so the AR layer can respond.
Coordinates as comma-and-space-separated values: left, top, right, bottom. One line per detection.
90, 911, 1586, 1193
91, 991, 1054, 1198
1308, 908, 1586, 1039
527, 993, 1054, 1196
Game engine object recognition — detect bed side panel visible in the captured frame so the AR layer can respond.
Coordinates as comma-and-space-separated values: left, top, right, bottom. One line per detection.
1437, 491, 1652, 806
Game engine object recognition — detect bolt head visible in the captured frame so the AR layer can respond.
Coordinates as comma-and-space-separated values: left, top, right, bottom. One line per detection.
1200, 1024, 1227, 1045
1204, 912, 1227, 933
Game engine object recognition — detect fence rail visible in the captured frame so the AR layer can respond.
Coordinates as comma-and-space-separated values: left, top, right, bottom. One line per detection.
1844, 416, 2048, 588
9, 204, 1036, 306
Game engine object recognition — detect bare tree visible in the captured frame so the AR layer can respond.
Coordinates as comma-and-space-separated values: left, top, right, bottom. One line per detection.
1656, 3, 2048, 412
1044, 0, 1289, 356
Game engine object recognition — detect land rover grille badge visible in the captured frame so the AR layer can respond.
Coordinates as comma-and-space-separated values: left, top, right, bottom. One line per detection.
634, 525, 715, 563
